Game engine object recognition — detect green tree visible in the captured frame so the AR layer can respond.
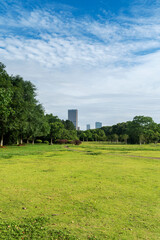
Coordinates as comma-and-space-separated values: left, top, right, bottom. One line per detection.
152, 131, 160, 144
46, 114, 64, 144
0, 63, 13, 146
50, 122, 64, 144
97, 129, 106, 141
10, 76, 27, 144
85, 130, 92, 141
92, 131, 98, 141
62, 120, 75, 130
27, 104, 49, 144
79, 132, 87, 141
111, 134, 119, 143
0, 62, 12, 88
121, 134, 129, 144
61, 129, 78, 140
0, 88, 13, 146
128, 116, 155, 144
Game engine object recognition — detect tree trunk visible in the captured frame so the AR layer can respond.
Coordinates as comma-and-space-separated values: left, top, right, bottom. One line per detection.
32, 139, 34, 145
27, 139, 29, 144
20, 137, 23, 145
1, 134, 3, 146
17, 138, 19, 145
50, 137, 53, 145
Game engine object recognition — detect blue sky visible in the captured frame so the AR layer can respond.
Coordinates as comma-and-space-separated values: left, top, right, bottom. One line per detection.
1, 0, 160, 129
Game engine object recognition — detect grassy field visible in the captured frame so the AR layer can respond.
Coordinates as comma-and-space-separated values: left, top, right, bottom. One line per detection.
0, 142, 160, 239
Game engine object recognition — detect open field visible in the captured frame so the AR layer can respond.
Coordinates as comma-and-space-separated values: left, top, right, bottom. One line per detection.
0, 143, 160, 239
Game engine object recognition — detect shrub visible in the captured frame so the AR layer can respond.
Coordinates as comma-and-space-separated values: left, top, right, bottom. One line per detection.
56, 139, 69, 144
44, 140, 49, 144
55, 139, 82, 145
70, 140, 82, 145
74, 140, 82, 145
36, 139, 42, 143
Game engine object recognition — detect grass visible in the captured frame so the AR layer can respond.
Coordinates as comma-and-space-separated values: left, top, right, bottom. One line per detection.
0, 142, 160, 239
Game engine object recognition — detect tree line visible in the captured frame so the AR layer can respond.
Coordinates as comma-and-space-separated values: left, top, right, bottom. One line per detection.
78, 116, 160, 144
1, 62, 160, 146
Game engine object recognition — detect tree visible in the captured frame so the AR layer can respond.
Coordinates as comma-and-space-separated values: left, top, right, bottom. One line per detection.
79, 132, 86, 141
111, 134, 119, 143
0, 63, 13, 146
10, 75, 27, 144
46, 114, 64, 144
128, 116, 155, 144
121, 134, 129, 144
62, 120, 75, 130
49, 122, 64, 144
0, 62, 12, 89
92, 132, 98, 141
97, 129, 106, 141
85, 130, 92, 141
152, 131, 160, 144
27, 104, 50, 144
0, 88, 13, 146
61, 129, 78, 140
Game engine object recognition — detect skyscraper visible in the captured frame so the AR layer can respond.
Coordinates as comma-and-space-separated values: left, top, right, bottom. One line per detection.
86, 124, 90, 130
95, 122, 102, 129
68, 109, 78, 130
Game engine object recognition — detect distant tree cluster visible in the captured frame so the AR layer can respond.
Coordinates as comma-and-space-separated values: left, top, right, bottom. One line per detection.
1, 61, 160, 146
77, 116, 160, 144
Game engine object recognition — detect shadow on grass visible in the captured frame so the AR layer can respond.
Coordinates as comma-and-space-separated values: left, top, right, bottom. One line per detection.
0, 154, 13, 159
0, 217, 77, 240
86, 152, 102, 156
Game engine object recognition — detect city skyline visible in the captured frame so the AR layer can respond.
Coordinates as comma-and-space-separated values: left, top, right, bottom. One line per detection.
1, 0, 160, 129
67, 109, 103, 130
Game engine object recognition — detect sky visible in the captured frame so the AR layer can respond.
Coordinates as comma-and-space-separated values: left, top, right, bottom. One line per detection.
1, 0, 160, 129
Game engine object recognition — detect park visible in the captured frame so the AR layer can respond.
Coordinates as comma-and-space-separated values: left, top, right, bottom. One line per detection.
1, 0, 160, 238
0, 142, 159, 239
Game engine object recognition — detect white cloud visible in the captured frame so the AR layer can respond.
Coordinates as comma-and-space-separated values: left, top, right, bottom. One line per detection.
1, 2, 160, 129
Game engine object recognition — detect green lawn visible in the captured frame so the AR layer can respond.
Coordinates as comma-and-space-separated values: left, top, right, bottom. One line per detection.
0, 143, 160, 239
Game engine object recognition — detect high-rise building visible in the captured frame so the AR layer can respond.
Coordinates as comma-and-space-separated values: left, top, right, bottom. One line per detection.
95, 122, 102, 129
68, 109, 78, 130
86, 124, 90, 130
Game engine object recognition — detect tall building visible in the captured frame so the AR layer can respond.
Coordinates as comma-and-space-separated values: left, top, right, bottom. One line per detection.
86, 124, 90, 130
68, 109, 78, 130
95, 122, 102, 129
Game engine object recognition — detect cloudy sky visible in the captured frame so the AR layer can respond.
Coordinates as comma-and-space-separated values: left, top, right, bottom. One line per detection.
1, 0, 160, 129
